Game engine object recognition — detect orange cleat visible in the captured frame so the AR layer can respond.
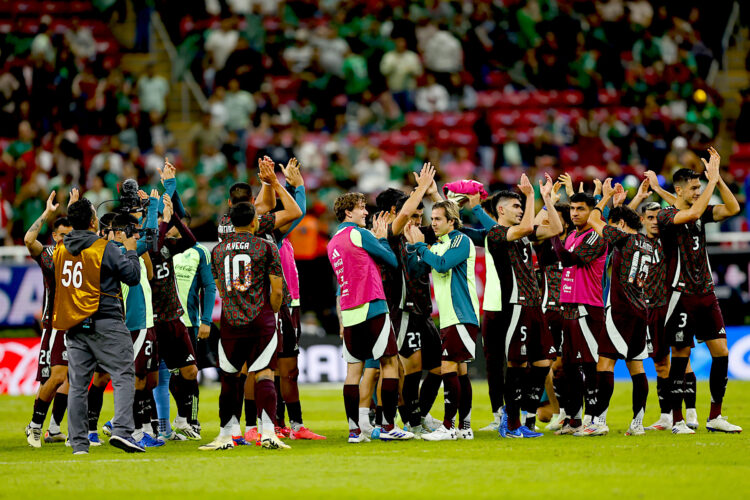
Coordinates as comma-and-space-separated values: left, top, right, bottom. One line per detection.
290, 426, 326, 440
244, 427, 261, 446
275, 426, 291, 439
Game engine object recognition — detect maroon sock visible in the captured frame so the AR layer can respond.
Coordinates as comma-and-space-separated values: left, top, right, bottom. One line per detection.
403, 372, 422, 427
563, 363, 583, 424
178, 377, 199, 424
442, 372, 460, 430
381, 378, 399, 432
669, 356, 689, 422
419, 372, 442, 417
522, 366, 549, 429
245, 399, 257, 427
169, 376, 183, 418
486, 355, 504, 413
287, 401, 302, 426
595, 371, 615, 420
343, 384, 360, 433
582, 362, 597, 418
274, 375, 286, 427
255, 378, 277, 429
31, 398, 52, 427
219, 373, 240, 428
375, 406, 383, 426
235, 373, 247, 423
683, 372, 697, 409
458, 374, 472, 429
656, 376, 670, 414
504, 367, 523, 430
553, 373, 567, 416
631, 373, 648, 419
709, 356, 728, 419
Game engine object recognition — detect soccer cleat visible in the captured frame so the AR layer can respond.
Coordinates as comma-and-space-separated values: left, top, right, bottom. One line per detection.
686, 409, 699, 430
109, 434, 145, 453
502, 427, 523, 438
409, 425, 426, 439
348, 431, 370, 443
198, 435, 234, 451
25, 425, 42, 448
244, 427, 261, 445
73, 450, 88, 455
457, 428, 474, 440
583, 415, 592, 427
371, 426, 381, 440
706, 415, 742, 433
646, 413, 673, 431
479, 412, 501, 432
421, 414, 442, 433
554, 423, 582, 435
422, 425, 457, 441
573, 423, 609, 436
360, 421, 374, 439
101, 420, 113, 437
261, 434, 291, 449
518, 425, 543, 438
160, 430, 187, 441
545, 413, 566, 432
290, 426, 326, 440
173, 420, 201, 440
276, 426, 291, 439
379, 427, 415, 441
44, 430, 67, 443
625, 421, 646, 436
672, 420, 696, 435
88, 432, 102, 446
232, 436, 250, 446
138, 433, 165, 448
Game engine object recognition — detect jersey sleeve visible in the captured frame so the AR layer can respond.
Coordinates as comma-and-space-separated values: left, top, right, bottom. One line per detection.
472, 205, 497, 230
487, 225, 509, 246
354, 227, 399, 268
196, 246, 216, 325
602, 225, 629, 248
257, 213, 276, 236
266, 242, 283, 277
657, 207, 679, 227
701, 205, 716, 223
211, 246, 221, 284
458, 226, 490, 247
416, 233, 471, 273
572, 230, 607, 264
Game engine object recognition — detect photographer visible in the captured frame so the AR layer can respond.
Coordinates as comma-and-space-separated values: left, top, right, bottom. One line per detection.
52, 198, 144, 455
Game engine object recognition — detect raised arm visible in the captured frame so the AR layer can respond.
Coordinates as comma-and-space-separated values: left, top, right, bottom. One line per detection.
535, 174, 563, 241
392, 163, 435, 236
277, 158, 307, 237
587, 179, 614, 237
627, 178, 652, 210
24, 192, 58, 257
712, 171, 741, 221
255, 156, 277, 215
466, 192, 496, 230
644, 170, 677, 206
506, 174, 535, 241
670, 148, 720, 225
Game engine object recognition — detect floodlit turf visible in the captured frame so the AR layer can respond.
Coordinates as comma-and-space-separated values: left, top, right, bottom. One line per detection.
1, 381, 749, 499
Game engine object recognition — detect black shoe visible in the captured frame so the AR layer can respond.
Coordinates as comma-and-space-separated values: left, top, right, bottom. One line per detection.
109, 434, 145, 453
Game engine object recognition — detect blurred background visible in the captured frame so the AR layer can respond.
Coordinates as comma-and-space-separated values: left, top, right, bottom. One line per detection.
0, 0, 749, 391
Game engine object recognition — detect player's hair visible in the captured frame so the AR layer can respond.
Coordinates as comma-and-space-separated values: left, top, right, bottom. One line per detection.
99, 212, 116, 231
112, 213, 139, 230
570, 192, 596, 208
491, 190, 522, 219
433, 200, 462, 229
333, 192, 366, 222
67, 199, 95, 230
480, 196, 496, 219
376, 188, 407, 213
229, 182, 253, 204
639, 201, 661, 214
229, 202, 256, 228
52, 217, 71, 231
554, 202, 572, 229
672, 168, 701, 187
608, 206, 643, 231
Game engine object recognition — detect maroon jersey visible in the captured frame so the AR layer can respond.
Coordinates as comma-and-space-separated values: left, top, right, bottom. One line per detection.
218, 212, 275, 241
379, 226, 404, 313
536, 239, 563, 312
212, 231, 282, 327
657, 205, 715, 294
644, 236, 667, 308
150, 218, 197, 322
487, 225, 541, 307
602, 226, 653, 312
32, 245, 56, 329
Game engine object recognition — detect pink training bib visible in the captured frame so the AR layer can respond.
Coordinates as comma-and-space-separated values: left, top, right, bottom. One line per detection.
559, 228, 606, 307
327, 226, 386, 310
280, 239, 300, 301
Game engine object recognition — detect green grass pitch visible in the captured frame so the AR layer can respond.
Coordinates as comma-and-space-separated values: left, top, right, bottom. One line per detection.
1, 381, 749, 499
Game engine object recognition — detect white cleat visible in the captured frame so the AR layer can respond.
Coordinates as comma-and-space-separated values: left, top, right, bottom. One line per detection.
379, 427, 414, 441
421, 425, 457, 441
261, 434, 291, 449
545, 413, 566, 432
198, 435, 234, 451
479, 413, 500, 432
706, 415, 742, 434
646, 413, 673, 431
360, 421, 374, 439
573, 423, 609, 436
582, 415, 592, 427
421, 414, 442, 432
671, 420, 696, 435
25, 425, 42, 448
348, 432, 371, 443
407, 424, 426, 439
554, 423, 581, 435
686, 409, 699, 430
457, 428, 474, 440
625, 421, 645, 436
173, 419, 201, 440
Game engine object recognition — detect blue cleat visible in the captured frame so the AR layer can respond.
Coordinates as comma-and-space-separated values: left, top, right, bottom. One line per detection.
498, 406, 509, 438
503, 427, 523, 438
88, 432, 102, 446
138, 433, 165, 448
371, 427, 381, 440
102, 421, 113, 437
518, 425, 543, 438
232, 436, 250, 446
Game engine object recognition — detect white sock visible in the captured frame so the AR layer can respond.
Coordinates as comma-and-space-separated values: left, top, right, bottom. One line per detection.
219, 425, 233, 437
174, 416, 187, 426
29, 422, 42, 429
49, 416, 60, 434
230, 416, 241, 436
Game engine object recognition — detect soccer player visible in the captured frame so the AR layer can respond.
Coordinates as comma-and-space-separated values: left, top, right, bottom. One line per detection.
552, 191, 608, 435
24, 192, 73, 448
328, 192, 413, 442
656, 149, 742, 434
404, 199, 484, 441
201, 202, 288, 450
575, 182, 654, 436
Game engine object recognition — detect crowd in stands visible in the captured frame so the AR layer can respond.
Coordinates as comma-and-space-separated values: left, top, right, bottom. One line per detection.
0, 0, 748, 248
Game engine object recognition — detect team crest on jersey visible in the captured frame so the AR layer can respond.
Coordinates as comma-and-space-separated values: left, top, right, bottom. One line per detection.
62, 351, 68, 361
161, 246, 172, 259
675, 331, 684, 342
520, 345, 526, 356
695, 219, 702, 231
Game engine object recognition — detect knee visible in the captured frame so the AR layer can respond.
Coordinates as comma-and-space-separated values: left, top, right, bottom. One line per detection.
285, 366, 300, 383
135, 377, 147, 391
182, 365, 198, 380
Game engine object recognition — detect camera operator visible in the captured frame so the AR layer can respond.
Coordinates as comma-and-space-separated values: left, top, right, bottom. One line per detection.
52, 198, 144, 455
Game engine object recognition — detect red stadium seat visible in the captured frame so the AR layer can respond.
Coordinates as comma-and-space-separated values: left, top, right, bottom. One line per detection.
488, 110, 521, 128
431, 111, 479, 130
43, 2, 69, 15
598, 89, 621, 106
403, 112, 432, 131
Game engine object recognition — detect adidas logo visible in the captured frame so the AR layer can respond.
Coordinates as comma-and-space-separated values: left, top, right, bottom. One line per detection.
576, 352, 582, 359
718, 327, 726, 335
186, 354, 195, 362
549, 346, 555, 354
443, 349, 448, 356
332, 249, 340, 258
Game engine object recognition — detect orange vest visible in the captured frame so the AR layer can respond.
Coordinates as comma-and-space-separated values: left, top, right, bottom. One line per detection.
287, 215, 318, 260
52, 238, 108, 330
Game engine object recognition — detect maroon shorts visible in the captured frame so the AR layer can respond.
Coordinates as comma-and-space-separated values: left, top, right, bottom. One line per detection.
393, 310, 441, 370
665, 290, 726, 348
131, 328, 159, 377
219, 310, 278, 373
504, 305, 556, 363
342, 313, 398, 363
562, 304, 605, 364
36, 327, 68, 382
440, 323, 479, 363
278, 305, 301, 358
482, 310, 508, 365
155, 318, 197, 370
647, 303, 673, 360
599, 306, 648, 361
544, 308, 564, 355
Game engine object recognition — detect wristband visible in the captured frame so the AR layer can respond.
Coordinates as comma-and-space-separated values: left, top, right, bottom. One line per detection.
542, 206, 547, 211
592, 207, 602, 214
